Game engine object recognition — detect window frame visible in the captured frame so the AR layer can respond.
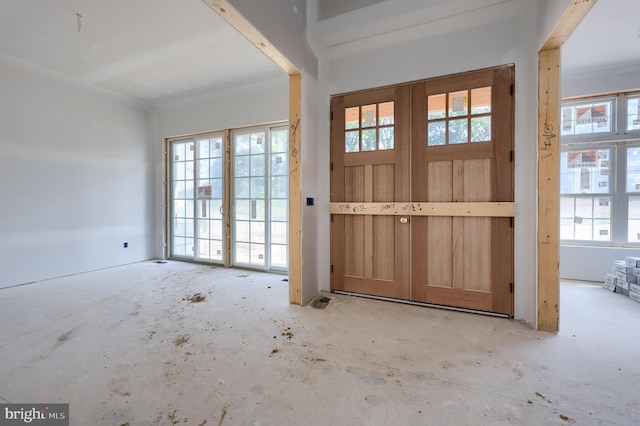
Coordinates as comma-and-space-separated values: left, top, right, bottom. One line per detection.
560, 91, 640, 247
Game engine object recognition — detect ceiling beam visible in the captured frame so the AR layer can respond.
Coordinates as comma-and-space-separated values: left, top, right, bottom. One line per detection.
541, 0, 598, 51
202, 0, 299, 75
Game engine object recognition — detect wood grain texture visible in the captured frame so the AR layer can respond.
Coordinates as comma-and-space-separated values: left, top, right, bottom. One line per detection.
541, 0, 598, 51
288, 73, 301, 304
538, 49, 560, 331
329, 202, 516, 217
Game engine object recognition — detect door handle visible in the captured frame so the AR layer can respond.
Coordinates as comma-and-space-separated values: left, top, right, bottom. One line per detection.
400, 217, 409, 224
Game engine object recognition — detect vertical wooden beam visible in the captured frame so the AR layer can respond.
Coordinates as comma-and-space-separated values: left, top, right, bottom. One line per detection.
537, 0, 597, 332
289, 73, 302, 304
223, 129, 232, 268
537, 48, 561, 332
204, 0, 304, 304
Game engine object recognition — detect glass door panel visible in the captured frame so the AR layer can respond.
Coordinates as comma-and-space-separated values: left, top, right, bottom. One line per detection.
194, 135, 225, 262
232, 125, 289, 271
233, 130, 267, 267
171, 139, 195, 258
270, 127, 289, 270
169, 133, 225, 264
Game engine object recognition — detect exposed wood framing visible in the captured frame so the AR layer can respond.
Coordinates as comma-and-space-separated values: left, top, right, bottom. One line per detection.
223, 129, 232, 268
204, 0, 304, 304
537, 0, 596, 332
289, 73, 302, 304
541, 0, 598, 51
202, 0, 298, 74
329, 202, 516, 217
537, 48, 561, 333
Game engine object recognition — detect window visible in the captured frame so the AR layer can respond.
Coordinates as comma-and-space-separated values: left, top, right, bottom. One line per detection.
427, 86, 492, 146
561, 98, 614, 136
345, 101, 394, 152
560, 92, 640, 245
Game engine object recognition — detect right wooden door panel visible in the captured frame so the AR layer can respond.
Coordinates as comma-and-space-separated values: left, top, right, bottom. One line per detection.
410, 67, 514, 315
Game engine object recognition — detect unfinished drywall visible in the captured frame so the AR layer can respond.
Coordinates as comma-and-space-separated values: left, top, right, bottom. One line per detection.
311, 0, 540, 325
301, 70, 321, 304
562, 64, 640, 98
155, 77, 288, 138
0, 60, 154, 288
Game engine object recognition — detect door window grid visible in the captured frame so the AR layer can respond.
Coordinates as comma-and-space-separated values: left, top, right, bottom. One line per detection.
344, 101, 394, 153
427, 86, 492, 146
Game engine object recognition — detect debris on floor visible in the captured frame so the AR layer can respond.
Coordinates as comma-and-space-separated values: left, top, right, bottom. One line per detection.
184, 293, 206, 303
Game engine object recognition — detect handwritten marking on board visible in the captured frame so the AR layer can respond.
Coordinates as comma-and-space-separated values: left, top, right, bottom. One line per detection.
541, 124, 556, 151
401, 203, 423, 212
338, 203, 365, 213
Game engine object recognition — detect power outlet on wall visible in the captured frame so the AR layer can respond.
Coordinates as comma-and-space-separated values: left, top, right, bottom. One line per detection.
123, 242, 128, 248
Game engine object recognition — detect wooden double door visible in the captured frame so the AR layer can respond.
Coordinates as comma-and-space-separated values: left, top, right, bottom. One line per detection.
330, 66, 515, 315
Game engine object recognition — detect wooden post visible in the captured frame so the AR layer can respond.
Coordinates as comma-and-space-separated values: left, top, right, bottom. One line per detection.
537, 0, 597, 331
223, 129, 232, 268
289, 73, 302, 304
537, 48, 560, 332
203, 0, 304, 304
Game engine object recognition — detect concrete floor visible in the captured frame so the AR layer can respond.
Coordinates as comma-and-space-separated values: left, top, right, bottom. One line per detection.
0, 261, 638, 425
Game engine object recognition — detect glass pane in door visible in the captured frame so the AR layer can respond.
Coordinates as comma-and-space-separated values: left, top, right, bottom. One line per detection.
270, 127, 289, 269
194, 135, 224, 262
233, 130, 267, 267
171, 140, 195, 257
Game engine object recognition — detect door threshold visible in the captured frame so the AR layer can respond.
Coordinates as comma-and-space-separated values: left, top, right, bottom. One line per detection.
331, 290, 511, 318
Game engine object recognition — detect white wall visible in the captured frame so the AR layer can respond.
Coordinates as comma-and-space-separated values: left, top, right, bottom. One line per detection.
0, 60, 154, 288
301, 70, 321, 304
155, 78, 288, 138
562, 63, 640, 98
560, 246, 640, 282
311, 0, 540, 325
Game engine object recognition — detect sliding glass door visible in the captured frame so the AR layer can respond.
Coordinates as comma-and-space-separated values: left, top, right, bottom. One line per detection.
168, 124, 288, 272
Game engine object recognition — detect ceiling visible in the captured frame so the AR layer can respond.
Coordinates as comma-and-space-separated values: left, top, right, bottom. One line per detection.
563, 0, 640, 74
0, 0, 284, 107
0, 0, 636, 108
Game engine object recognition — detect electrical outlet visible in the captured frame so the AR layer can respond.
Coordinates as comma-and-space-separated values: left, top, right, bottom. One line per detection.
123, 242, 128, 248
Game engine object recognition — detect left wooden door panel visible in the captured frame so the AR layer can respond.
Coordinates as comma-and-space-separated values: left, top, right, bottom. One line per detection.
330, 86, 410, 299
